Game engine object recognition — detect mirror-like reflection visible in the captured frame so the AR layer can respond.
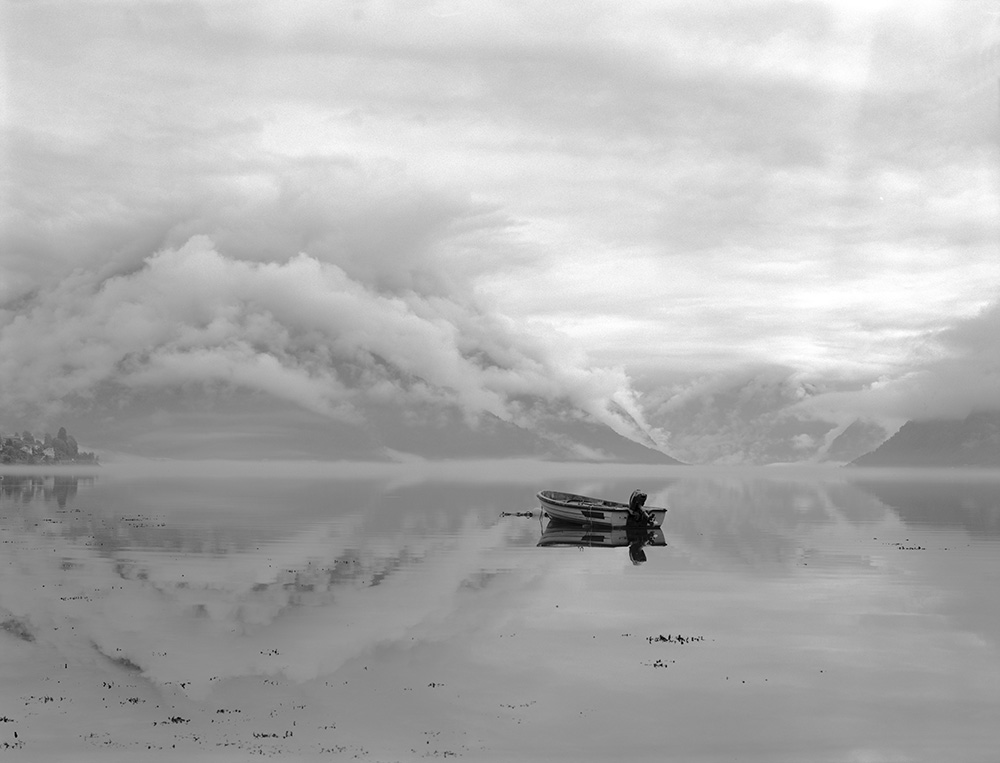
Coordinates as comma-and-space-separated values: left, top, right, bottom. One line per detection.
537, 520, 666, 566
0, 473, 93, 509
1, 465, 999, 760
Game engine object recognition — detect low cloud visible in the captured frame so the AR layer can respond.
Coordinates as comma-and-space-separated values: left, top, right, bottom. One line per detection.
800, 299, 1000, 422
633, 364, 897, 464
3, 55, 663, 447
5, 0, 998, 458
0, 230, 654, 446
639, 305, 1000, 463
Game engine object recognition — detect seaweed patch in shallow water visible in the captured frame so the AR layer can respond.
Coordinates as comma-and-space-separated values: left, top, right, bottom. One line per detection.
0, 617, 34, 642
646, 634, 705, 644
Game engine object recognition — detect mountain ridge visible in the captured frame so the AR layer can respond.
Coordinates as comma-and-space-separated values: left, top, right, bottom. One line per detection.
850, 411, 1000, 467
6, 393, 684, 464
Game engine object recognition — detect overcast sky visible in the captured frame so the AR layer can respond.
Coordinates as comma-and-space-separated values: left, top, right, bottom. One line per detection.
2, 0, 999, 452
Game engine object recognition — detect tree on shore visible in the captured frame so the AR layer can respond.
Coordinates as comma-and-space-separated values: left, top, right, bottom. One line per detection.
0, 426, 97, 464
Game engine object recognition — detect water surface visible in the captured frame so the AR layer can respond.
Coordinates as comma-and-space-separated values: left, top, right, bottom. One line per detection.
1, 464, 999, 761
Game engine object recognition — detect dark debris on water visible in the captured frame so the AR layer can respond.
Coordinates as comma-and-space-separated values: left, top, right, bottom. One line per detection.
647, 634, 705, 644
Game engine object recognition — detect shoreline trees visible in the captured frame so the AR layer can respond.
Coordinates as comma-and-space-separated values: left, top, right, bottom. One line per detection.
0, 427, 98, 464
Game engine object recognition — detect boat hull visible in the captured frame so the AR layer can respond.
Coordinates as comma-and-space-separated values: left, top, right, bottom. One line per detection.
536, 490, 665, 528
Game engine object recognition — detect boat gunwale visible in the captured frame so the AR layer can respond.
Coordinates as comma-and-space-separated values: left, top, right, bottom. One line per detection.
536, 490, 664, 512
536, 490, 666, 528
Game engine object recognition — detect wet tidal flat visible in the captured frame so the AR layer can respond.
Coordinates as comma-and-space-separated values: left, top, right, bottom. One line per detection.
2, 464, 1000, 761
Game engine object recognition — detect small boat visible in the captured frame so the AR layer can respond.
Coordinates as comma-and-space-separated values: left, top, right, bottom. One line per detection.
537, 519, 666, 548
536, 490, 666, 528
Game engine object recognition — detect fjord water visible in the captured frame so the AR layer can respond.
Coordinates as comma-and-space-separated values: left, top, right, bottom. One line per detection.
2, 465, 999, 762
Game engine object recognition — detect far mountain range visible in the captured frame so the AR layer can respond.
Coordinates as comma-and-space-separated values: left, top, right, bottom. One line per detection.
4, 383, 997, 468
849, 411, 1000, 468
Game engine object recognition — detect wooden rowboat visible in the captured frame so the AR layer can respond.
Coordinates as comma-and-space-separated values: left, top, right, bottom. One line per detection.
536, 490, 666, 528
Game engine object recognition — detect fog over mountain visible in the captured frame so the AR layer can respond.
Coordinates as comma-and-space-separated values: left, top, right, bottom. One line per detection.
636, 366, 892, 465
0, 236, 675, 462
3, 1, 999, 464
1, 233, 996, 464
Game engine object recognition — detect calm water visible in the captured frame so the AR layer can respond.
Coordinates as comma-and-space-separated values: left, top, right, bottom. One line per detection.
1, 463, 999, 762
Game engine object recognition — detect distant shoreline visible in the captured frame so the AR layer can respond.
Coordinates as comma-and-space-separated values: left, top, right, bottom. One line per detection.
2, 460, 998, 485
0, 428, 98, 467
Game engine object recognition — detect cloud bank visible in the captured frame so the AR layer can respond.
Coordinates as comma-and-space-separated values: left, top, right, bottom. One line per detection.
799, 299, 1000, 422
1, 213, 654, 447
641, 296, 1000, 462
3, 0, 999, 459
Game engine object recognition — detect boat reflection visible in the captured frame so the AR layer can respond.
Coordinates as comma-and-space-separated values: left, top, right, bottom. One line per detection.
537, 519, 665, 564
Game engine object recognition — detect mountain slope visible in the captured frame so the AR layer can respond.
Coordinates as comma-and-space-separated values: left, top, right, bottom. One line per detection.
850, 411, 1000, 467
366, 398, 683, 463
642, 371, 840, 465
60, 391, 683, 463
821, 419, 890, 465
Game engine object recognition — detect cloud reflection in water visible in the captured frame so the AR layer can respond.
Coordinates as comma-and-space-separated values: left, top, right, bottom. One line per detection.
1, 466, 1000, 760
0, 475, 551, 698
